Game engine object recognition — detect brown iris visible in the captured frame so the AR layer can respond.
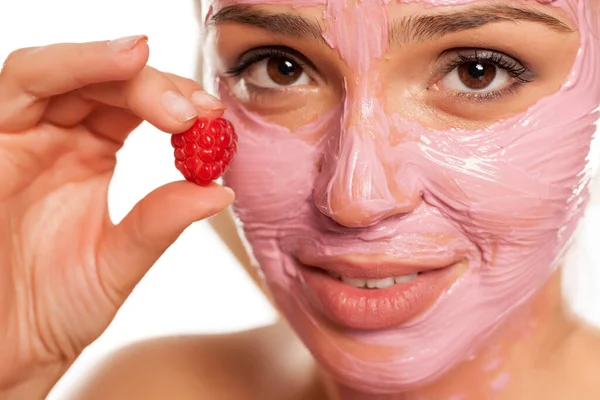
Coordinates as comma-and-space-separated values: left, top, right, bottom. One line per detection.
457, 62, 497, 90
266, 57, 303, 86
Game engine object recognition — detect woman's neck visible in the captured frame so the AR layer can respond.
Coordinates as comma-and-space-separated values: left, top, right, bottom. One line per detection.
320, 271, 587, 400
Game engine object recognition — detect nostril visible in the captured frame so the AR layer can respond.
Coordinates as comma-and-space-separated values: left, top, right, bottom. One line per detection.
315, 159, 323, 173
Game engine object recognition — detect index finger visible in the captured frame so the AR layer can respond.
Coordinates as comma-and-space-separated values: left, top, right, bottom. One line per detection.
0, 36, 148, 131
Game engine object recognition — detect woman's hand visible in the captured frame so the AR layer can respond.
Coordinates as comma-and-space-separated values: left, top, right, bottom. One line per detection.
0, 36, 233, 397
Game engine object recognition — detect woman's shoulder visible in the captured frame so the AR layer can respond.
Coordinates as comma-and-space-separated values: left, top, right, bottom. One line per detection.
67, 321, 322, 400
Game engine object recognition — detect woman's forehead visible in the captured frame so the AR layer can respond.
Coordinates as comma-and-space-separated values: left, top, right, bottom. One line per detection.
207, 0, 562, 5
204, 0, 578, 11
202, 0, 581, 28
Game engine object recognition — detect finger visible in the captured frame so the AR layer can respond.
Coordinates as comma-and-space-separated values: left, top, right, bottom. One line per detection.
97, 181, 235, 302
83, 105, 142, 145
75, 72, 225, 144
164, 73, 226, 119
0, 36, 149, 132
41, 72, 225, 143
78, 67, 225, 137
42, 73, 216, 129
42, 91, 96, 127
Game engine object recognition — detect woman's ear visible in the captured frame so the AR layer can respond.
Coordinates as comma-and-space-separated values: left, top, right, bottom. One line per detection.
209, 209, 275, 305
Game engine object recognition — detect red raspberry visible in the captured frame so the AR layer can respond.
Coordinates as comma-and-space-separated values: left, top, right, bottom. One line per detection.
171, 117, 238, 186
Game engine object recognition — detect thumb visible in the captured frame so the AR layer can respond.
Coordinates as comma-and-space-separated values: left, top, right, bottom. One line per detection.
97, 180, 234, 302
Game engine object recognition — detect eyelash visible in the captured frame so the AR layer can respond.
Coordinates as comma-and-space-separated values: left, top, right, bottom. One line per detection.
224, 46, 533, 101
440, 49, 533, 102
445, 50, 532, 83
225, 46, 310, 78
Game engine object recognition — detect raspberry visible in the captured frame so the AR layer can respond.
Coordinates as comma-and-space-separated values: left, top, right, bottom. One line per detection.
171, 117, 238, 186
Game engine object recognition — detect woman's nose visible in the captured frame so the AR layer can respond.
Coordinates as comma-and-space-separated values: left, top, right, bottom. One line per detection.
312, 89, 421, 228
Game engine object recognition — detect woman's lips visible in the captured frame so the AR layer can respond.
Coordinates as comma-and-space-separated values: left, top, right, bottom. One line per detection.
297, 257, 463, 331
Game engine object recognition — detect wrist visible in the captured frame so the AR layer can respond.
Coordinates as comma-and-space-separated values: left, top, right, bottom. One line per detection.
0, 362, 68, 400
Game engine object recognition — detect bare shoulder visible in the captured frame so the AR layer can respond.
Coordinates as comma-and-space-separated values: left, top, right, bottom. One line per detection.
67, 321, 322, 400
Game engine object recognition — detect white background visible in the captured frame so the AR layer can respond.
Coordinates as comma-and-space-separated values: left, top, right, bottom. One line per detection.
1, 1, 600, 399
0, 1, 277, 398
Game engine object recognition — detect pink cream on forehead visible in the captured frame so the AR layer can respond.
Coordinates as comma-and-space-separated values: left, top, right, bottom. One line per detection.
204, 0, 600, 394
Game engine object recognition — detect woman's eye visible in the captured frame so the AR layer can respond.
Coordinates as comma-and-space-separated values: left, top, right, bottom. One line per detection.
244, 56, 311, 88
439, 61, 510, 93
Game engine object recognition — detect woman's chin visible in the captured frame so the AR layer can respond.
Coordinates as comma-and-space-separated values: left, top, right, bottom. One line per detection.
269, 284, 449, 395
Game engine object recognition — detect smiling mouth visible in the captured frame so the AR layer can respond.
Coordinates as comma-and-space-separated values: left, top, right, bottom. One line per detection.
296, 257, 464, 330
298, 254, 460, 287
324, 270, 419, 289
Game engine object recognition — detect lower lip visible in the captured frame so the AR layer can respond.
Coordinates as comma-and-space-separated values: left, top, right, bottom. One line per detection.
299, 264, 458, 330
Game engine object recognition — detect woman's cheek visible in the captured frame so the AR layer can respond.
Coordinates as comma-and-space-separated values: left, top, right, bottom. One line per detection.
227, 136, 316, 223
220, 106, 322, 225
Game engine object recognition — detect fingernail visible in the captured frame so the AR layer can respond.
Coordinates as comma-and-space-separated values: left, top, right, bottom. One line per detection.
223, 186, 235, 198
191, 91, 226, 111
108, 35, 148, 52
162, 90, 198, 122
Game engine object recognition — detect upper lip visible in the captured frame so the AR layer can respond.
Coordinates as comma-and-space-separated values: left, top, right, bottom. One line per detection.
296, 254, 462, 279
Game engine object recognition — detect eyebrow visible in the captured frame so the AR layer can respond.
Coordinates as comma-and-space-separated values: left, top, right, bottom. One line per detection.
391, 4, 573, 44
211, 6, 324, 40
210, 4, 573, 45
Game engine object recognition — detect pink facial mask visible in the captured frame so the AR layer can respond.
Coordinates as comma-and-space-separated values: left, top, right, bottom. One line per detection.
202, 0, 600, 394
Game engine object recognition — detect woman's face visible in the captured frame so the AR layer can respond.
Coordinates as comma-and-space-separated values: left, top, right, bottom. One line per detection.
201, 0, 599, 393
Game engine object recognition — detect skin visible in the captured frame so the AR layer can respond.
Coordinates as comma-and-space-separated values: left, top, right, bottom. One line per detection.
0, 1, 598, 400
204, 0, 600, 398
0, 37, 233, 398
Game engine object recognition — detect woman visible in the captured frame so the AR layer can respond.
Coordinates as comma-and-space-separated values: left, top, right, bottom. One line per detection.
1, 0, 599, 398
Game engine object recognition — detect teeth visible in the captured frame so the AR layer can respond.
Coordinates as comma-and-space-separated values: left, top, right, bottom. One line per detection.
341, 277, 366, 287
394, 274, 418, 284
367, 277, 395, 289
335, 274, 419, 289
